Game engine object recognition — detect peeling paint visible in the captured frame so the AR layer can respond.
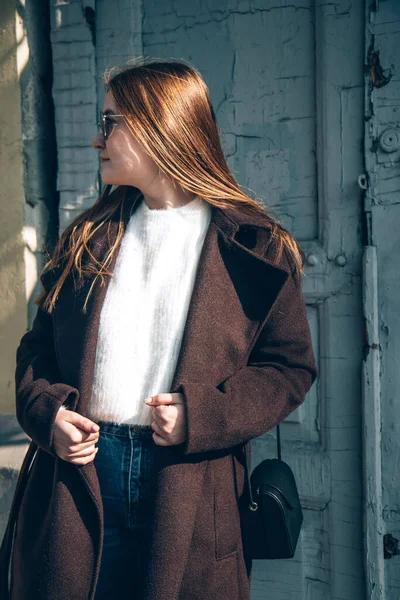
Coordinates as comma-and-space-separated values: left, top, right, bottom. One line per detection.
82, 5, 96, 46
366, 41, 393, 89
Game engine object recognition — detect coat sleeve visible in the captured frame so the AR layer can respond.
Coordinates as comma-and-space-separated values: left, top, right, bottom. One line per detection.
179, 259, 318, 456
15, 276, 80, 457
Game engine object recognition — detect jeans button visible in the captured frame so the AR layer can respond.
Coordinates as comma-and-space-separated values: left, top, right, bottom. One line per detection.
133, 425, 141, 434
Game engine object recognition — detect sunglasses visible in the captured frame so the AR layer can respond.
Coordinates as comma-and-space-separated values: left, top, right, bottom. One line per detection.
97, 110, 123, 141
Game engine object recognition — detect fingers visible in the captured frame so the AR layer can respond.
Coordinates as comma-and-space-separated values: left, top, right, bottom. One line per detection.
66, 411, 99, 434
53, 410, 101, 462
68, 444, 98, 460
81, 431, 99, 442
151, 420, 165, 438
152, 431, 170, 447
64, 447, 99, 465
69, 436, 99, 453
144, 394, 171, 406
55, 412, 100, 444
144, 392, 184, 406
151, 421, 171, 446
151, 421, 184, 446
151, 405, 176, 427
149, 401, 187, 446
60, 424, 98, 446
70, 429, 99, 444
57, 438, 99, 464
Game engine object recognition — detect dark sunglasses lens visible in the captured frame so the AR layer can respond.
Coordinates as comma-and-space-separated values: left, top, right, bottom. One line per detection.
104, 119, 114, 139
98, 112, 117, 141
98, 112, 108, 140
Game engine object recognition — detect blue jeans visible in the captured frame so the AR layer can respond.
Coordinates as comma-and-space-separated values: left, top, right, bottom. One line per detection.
93, 421, 159, 600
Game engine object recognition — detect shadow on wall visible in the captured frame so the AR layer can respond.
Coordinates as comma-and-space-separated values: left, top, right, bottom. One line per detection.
0, 415, 30, 447
0, 2, 30, 414
0, 0, 61, 416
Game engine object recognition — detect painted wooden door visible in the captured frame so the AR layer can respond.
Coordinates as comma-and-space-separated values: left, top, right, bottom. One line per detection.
363, 1, 400, 599
50, 0, 366, 597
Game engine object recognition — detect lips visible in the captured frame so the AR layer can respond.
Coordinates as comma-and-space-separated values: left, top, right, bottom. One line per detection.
100, 157, 110, 161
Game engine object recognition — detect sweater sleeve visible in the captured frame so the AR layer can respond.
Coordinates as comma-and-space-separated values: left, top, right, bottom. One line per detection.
179, 262, 318, 455
15, 277, 80, 456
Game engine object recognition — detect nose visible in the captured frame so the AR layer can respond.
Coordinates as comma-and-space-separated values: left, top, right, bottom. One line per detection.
92, 130, 105, 150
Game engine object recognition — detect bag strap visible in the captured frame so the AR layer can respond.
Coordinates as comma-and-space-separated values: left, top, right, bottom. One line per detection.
243, 424, 281, 511
276, 423, 281, 460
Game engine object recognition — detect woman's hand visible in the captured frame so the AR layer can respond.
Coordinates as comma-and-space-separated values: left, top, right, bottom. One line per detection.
53, 409, 100, 464
144, 393, 187, 446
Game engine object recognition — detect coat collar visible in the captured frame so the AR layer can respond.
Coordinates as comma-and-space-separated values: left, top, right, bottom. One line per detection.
121, 187, 290, 274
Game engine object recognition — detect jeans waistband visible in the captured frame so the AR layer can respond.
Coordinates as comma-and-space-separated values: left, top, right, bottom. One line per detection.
96, 420, 154, 438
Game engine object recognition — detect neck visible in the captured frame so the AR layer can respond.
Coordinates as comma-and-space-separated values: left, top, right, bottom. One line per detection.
142, 187, 198, 211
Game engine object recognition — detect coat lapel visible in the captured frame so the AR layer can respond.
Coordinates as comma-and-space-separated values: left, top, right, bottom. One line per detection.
169, 207, 290, 393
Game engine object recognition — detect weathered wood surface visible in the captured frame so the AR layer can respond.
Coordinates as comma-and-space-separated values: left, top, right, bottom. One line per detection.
364, 2, 400, 598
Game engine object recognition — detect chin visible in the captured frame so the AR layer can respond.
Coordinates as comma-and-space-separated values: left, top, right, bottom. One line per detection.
100, 173, 118, 185
101, 172, 133, 187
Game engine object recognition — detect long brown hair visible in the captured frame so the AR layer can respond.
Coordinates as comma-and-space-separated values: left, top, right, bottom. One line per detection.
37, 57, 304, 313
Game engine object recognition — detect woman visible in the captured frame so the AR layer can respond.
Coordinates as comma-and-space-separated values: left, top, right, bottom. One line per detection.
0, 58, 317, 600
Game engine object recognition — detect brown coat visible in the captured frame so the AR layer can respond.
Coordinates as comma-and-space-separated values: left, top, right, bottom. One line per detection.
0, 191, 317, 600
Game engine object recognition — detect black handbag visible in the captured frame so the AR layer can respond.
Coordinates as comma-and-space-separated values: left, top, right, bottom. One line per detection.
239, 425, 303, 559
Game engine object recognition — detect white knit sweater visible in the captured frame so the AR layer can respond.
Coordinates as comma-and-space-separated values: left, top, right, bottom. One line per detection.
86, 195, 212, 425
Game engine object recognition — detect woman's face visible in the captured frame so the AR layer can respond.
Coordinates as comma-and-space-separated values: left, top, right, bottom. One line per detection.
92, 91, 161, 190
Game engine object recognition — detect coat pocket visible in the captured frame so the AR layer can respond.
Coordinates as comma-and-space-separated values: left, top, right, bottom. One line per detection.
213, 454, 242, 560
